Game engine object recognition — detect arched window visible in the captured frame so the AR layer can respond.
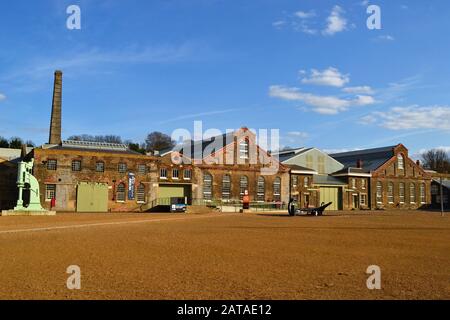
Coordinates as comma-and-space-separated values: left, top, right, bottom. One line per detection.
273, 177, 281, 202
387, 182, 394, 203
239, 176, 248, 200
203, 173, 213, 201
420, 183, 426, 203
376, 182, 383, 204
117, 183, 126, 202
222, 174, 231, 200
137, 184, 146, 203
239, 139, 249, 159
399, 183, 405, 203
410, 183, 416, 203
397, 154, 405, 170
256, 177, 265, 202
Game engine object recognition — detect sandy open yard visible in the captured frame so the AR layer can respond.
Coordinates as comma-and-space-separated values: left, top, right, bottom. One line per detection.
0, 210, 448, 300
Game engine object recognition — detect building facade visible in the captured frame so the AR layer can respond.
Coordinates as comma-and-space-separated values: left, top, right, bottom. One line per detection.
330, 144, 432, 210
32, 141, 160, 212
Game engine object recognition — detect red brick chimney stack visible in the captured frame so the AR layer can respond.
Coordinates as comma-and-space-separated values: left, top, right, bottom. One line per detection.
49, 70, 63, 145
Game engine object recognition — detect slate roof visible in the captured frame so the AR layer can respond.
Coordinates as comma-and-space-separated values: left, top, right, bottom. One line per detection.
332, 167, 371, 176
313, 175, 347, 186
284, 164, 317, 173
162, 131, 258, 160
433, 179, 450, 189
329, 145, 397, 172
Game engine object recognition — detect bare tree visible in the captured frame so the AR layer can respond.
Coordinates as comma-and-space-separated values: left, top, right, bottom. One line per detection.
421, 149, 450, 173
145, 132, 175, 152
67, 134, 123, 144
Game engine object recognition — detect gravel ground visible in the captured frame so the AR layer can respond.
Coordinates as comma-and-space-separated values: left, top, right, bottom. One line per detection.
0, 210, 448, 300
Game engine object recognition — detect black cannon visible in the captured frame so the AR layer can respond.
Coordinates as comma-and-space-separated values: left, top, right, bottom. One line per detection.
289, 202, 333, 216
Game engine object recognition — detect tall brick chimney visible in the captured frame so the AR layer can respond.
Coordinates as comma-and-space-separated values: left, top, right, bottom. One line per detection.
49, 70, 62, 145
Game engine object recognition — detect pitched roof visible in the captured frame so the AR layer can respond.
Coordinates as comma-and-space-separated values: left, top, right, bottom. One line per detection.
285, 164, 317, 174
0, 147, 33, 161
332, 167, 372, 177
433, 179, 450, 189
43, 140, 142, 155
272, 147, 312, 162
313, 175, 347, 186
329, 145, 397, 172
163, 131, 236, 159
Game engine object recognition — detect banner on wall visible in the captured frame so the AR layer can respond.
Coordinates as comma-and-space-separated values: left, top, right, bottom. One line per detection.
128, 173, 135, 200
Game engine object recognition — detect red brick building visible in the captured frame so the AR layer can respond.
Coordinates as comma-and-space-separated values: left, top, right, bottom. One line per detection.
330, 144, 431, 210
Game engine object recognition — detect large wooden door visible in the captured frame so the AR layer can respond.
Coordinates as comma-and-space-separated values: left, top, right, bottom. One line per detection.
319, 187, 341, 210
77, 182, 108, 212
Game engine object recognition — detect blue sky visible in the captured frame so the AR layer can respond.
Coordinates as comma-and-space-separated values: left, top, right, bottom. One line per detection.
0, 0, 449, 157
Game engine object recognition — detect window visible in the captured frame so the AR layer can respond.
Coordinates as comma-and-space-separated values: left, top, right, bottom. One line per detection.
398, 154, 404, 170
361, 179, 366, 190
257, 177, 265, 202
160, 168, 168, 179
72, 160, 81, 172
388, 182, 394, 203
137, 184, 146, 203
360, 194, 367, 206
183, 169, 192, 180
351, 178, 356, 189
420, 183, 426, 203
172, 168, 179, 179
376, 182, 383, 204
239, 139, 249, 159
239, 176, 248, 200
291, 176, 298, 189
410, 183, 416, 203
47, 159, 57, 171
399, 183, 405, 203
45, 184, 56, 200
118, 163, 127, 174
116, 183, 126, 202
222, 174, 231, 200
203, 173, 213, 200
96, 162, 105, 173
304, 177, 309, 188
273, 177, 281, 202
138, 165, 147, 175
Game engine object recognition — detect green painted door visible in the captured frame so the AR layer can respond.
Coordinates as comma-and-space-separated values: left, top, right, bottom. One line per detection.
77, 182, 108, 212
319, 187, 341, 210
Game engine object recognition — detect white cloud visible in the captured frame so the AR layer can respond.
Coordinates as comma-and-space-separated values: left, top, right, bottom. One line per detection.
269, 85, 375, 115
301, 67, 350, 87
0, 93, 5, 101
361, 105, 450, 130
322, 5, 347, 35
342, 86, 375, 95
418, 146, 450, 154
272, 20, 286, 29
287, 131, 309, 138
294, 11, 316, 19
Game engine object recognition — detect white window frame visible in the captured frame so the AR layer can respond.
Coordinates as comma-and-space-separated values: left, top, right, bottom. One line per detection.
45, 184, 56, 201
160, 168, 168, 179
